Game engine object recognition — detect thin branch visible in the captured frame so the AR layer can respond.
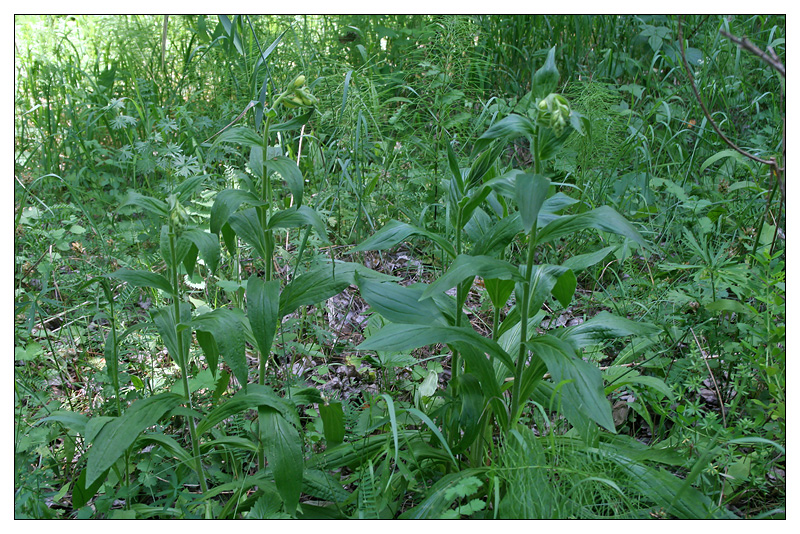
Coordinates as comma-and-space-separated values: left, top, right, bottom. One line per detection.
720, 29, 785, 78
676, 16, 775, 168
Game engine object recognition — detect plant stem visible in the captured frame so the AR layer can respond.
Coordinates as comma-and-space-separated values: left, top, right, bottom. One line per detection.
169, 227, 208, 494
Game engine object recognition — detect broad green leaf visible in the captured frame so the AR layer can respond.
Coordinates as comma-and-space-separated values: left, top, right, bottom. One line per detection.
85, 393, 183, 487
466, 142, 504, 190
529, 335, 615, 434
106, 268, 174, 296
458, 184, 492, 227
527, 264, 571, 315
355, 275, 447, 326
172, 174, 208, 203
351, 219, 457, 259
422, 254, 524, 299
268, 206, 330, 244
516, 173, 551, 234
271, 110, 314, 132
72, 468, 107, 509
181, 228, 220, 274
603, 366, 674, 401
260, 407, 303, 516
475, 114, 537, 152
38, 411, 89, 435
192, 308, 247, 388
484, 278, 515, 310
213, 126, 264, 149
210, 189, 263, 234
160, 226, 192, 268
470, 213, 523, 257
266, 156, 304, 207
196, 384, 298, 436
119, 191, 169, 219
532, 45, 559, 97
556, 311, 659, 351
537, 206, 648, 248
302, 468, 350, 503
228, 207, 270, 259
278, 265, 351, 318
358, 323, 515, 372
151, 304, 191, 369
550, 268, 576, 308
247, 276, 280, 358
319, 401, 345, 446
562, 246, 616, 272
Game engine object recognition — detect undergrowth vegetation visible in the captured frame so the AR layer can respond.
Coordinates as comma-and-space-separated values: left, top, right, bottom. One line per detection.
14, 15, 785, 519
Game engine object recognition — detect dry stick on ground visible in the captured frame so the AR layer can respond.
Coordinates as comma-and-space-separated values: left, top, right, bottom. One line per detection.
676, 17, 785, 205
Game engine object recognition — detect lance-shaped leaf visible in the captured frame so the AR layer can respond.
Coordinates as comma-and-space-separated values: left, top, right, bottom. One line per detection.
526, 264, 575, 314
351, 220, 457, 259
268, 205, 330, 244
422, 254, 523, 300
107, 268, 174, 296
474, 114, 537, 152
470, 213, 523, 257
151, 304, 192, 368
562, 245, 616, 272
85, 393, 184, 487
266, 156, 304, 207
196, 384, 298, 435
192, 308, 247, 388
446, 142, 465, 197
355, 274, 447, 326
119, 191, 169, 219
260, 407, 303, 516
182, 228, 220, 274
213, 125, 264, 149
466, 142, 505, 190
172, 175, 208, 203
458, 184, 492, 227
516, 173, 551, 235
537, 205, 648, 248
528, 334, 616, 434
210, 189, 264, 235
279, 265, 351, 318
247, 276, 280, 358
271, 110, 314, 133
228, 207, 270, 259
358, 323, 515, 372
319, 401, 345, 447
555, 311, 659, 351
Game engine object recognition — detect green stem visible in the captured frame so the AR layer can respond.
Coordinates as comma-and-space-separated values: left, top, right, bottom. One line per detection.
452, 210, 464, 381
169, 227, 208, 494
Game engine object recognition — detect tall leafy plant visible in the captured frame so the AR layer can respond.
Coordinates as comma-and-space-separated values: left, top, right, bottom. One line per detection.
351, 48, 657, 471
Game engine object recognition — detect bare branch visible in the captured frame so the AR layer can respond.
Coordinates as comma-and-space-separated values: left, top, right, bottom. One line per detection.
720, 29, 785, 77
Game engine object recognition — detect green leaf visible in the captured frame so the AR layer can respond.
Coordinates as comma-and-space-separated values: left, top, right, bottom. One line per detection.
550, 268, 576, 308
213, 126, 264, 149
260, 407, 303, 516
319, 401, 345, 447
561, 246, 616, 272
106, 268, 174, 296
210, 189, 264, 235
228, 207, 270, 259
247, 276, 280, 358
351, 219, 457, 259
398, 468, 489, 519
181, 229, 220, 274
466, 142, 504, 190
356, 275, 448, 326
475, 114, 536, 152
447, 142, 465, 196
151, 304, 191, 369
556, 311, 659, 351
268, 206, 330, 244
537, 206, 648, 248
119, 191, 169, 219
699, 149, 744, 174
85, 393, 183, 487
266, 156, 304, 207
271, 110, 314, 132
516, 173, 551, 235
191, 308, 247, 389
196, 384, 298, 436
422, 254, 524, 299
484, 278, 516, 310
532, 46, 559, 98
38, 411, 89, 435
358, 323, 515, 372
278, 265, 351, 318
530, 335, 615, 434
